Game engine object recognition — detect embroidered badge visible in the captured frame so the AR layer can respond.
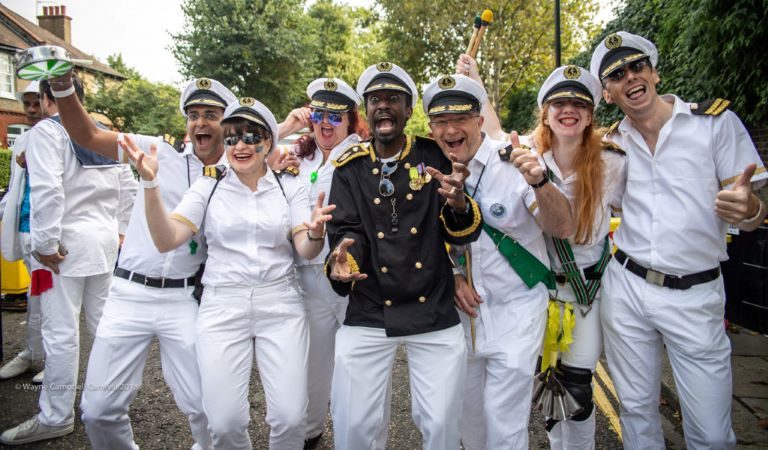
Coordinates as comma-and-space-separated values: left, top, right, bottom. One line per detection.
196, 78, 212, 89
438, 76, 456, 89
564, 65, 580, 80
376, 62, 393, 72
490, 203, 506, 218
324, 80, 338, 91
239, 97, 255, 107
605, 33, 622, 49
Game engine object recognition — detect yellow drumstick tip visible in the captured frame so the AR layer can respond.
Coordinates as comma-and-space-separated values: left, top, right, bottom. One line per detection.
481, 9, 493, 24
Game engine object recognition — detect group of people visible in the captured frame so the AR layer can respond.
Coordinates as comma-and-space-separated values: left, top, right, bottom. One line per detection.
0, 30, 765, 450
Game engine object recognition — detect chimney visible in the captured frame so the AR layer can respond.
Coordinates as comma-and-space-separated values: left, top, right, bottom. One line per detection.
37, 4, 72, 44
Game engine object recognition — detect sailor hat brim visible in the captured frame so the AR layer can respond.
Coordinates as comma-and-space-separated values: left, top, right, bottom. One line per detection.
307, 78, 360, 112
537, 66, 602, 108
356, 63, 419, 108
221, 98, 279, 152
590, 31, 659, 81
422, 74, 488, 116
179, 78, 238, 116
16, 81, 40, 102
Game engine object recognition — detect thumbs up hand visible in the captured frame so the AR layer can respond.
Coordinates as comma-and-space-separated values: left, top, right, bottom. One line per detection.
715, 163, 760, 224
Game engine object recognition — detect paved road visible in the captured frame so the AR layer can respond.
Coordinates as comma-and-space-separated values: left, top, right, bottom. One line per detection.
0, 309, 685, 449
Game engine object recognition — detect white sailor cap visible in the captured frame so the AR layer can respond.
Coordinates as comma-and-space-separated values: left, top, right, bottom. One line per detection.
16, 81, 39, 102
306, 78, 360, 112
590, 31, 658, 81
537, 65, 602, 108
356, 62, 419, 108
422, 74, 487, 116
221, 97, 279, 152
179, 78, 238, 116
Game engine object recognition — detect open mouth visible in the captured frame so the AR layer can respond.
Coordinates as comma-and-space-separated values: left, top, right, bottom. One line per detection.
374, 115, 396, 134
445, 137, 465, 149
319, 125, 335, 139
232, 151, 253, 162
626, 85, 646, 101
559, 117, 578, 127
195, 133, 212, 148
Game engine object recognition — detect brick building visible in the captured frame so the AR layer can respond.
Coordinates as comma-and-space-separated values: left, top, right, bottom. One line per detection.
0, 2, 125, 147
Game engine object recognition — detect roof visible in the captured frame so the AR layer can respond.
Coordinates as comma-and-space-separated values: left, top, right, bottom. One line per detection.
0, 4, 125, 79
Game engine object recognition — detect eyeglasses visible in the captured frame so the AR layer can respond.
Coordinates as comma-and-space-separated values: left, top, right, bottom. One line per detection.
310, 111, 344, 127
604, 59, 650, 83
224, 133, 264, 146
187, 111, 222, 122
378, 161, 398, 197
428, 114, 479, 130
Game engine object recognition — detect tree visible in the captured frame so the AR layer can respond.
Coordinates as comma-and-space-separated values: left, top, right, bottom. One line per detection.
86, 55, 186, 138
172, 0, 322, 118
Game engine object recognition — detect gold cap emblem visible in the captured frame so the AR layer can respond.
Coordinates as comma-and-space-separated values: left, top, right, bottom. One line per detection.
564, 66, 580, 80
196, 78, 212, 89
376, 62, 393, 72
605, 33, 622, 49
324, 80, 338, 91
239, 97, 256, 107
438, 76, 456, 89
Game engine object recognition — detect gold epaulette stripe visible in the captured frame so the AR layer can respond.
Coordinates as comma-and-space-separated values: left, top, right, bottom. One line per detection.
170, 213, 199, 234
333, 144, 370, 168
527, 201, 538, 215
719, 166, 767, 189
440, 195, 482, 238
705, 98, 723, 115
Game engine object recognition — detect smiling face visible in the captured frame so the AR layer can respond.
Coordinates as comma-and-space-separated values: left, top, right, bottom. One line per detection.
311, 109, 350, 151
186, 105, 225, 165
601, 59, 660, 119
223, 120, 272, 176
428, 112, 484, 164
365, 89, 411, 146
544, 98, 593, 141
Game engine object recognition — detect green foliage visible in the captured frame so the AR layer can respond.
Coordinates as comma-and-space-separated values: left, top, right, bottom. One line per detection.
503, 85, 538, 133
85, 55, 186, 138
570, 0, 768, 128
0, 148, 11, 191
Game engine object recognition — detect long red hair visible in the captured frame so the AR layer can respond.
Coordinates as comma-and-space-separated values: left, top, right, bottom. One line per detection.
532, 104, 604, 245
294, 107, 369, 160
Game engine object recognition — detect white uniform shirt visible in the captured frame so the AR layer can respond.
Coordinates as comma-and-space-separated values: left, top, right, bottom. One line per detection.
173, 169, 311, 286
543, 149, 626, 272
609, 95, 767, 275
294, 133, 361, 266
27, 115, 126, 276
463, 134, 550, 340
1, 131, 32, 260
116, 134, 222, 279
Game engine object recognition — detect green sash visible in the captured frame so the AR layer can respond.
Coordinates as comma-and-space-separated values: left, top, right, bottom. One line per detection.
551, 236, 610, 306
483, 223, 555, 290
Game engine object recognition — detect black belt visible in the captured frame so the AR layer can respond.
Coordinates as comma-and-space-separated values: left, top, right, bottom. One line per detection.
114, 267, 196, 289
554, 261, 604, 284
614, 249, 720, 290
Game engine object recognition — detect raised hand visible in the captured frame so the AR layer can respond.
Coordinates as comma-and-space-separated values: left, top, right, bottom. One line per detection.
716, 163, 759, 224
329, 238, 368, 283
280, 107, 312, 137
455, 53, 483, 84
426, 153, 470, 212
304, 192, 336, 239
454, 274, 483, 317
509, 131, 545, 185
120, 134, 158, 181
273, 148, 300, 171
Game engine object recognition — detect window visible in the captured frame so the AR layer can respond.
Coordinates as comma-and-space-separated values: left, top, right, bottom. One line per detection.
7, 124, 30, 147
0, 53, 15, 99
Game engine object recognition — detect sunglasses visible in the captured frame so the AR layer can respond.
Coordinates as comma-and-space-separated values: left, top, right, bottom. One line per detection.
604, 59, 650, 83
378, 161, 398, 197
310, 111, 344, 127
224, 133, 264, 146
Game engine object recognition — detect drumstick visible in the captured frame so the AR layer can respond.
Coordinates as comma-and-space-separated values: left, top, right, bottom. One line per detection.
469, 9, 493, 58
466, 14, 481, 56
465, 248, 477, 353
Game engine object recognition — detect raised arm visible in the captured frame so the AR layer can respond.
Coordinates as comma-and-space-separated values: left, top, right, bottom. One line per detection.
456, 54, 507, 142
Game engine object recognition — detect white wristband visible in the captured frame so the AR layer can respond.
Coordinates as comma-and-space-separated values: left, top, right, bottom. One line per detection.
141, 177, 159, 189
51, 85, 75, 98
741, 198, 765, 225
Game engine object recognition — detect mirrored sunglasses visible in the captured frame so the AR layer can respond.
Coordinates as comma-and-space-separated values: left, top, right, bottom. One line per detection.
604, 58, 650, 83
224, 133, 264, 146
310, 111, 344, 127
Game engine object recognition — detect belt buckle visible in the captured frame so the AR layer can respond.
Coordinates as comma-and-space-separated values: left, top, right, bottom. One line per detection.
645, 269, 665, 287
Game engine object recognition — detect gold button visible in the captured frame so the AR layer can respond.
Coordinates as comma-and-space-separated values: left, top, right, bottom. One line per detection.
406, 193, 414, 200
377, 232, 385, 239
418, 296, 426, 303
372, 168, 380, 175
381, 266, 388, 273
415, 262, 422, 269
410, 227, 418, 235
384, 300, 392, 306
404, 162, 411, 169
374, 198, 381, 205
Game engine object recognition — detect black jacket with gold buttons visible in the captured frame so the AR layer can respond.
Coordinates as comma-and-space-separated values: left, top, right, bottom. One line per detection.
326, 135, 482, 337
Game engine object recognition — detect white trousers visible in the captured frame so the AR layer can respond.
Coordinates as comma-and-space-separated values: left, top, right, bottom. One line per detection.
331, 323, 466, 450
297, 264, 348, 439
460, 308, 547, 450
196, 278, 308, 450
18, 232, 43, 362
547, 284, 602, 450
80, 277, 211, 450
38, 271, 110, 426
601, 257, 736, 450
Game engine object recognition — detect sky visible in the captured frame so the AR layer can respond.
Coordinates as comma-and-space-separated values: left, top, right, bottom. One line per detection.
2, 0, 617, 87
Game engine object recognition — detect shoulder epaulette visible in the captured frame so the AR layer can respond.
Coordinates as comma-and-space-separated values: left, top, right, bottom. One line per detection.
605, 120, 621, 137
162, 134, 185, 153
202, 164, 226, 180
283, 166, 299, 176
497, 143, 531, 162
332, 143, 370, 168
601, 140, 625, 155
690, 98, 730, 116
